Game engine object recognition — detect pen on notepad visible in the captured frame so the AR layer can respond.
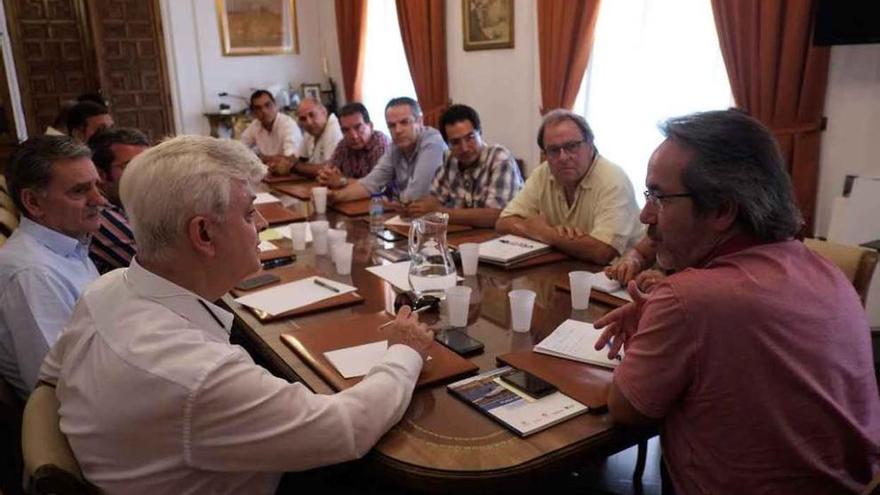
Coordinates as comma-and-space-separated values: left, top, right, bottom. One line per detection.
379, 305, 431, 329
313, 278, 340, 293
499, 239, 534, 249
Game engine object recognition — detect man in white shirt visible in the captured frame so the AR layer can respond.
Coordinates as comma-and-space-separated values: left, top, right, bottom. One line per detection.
38, 135, 434, 494
240, 89, 303, 174
279, 98, 342, 178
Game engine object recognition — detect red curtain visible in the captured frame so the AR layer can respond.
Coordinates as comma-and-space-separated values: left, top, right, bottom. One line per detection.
395, 0, 448, 128
711, 0, 830, 232
335, 0, 369, 102
537, 0, 602, 113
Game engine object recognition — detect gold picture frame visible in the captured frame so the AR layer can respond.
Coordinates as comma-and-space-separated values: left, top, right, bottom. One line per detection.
216, 0, 299, 56
462, 0, 514, 51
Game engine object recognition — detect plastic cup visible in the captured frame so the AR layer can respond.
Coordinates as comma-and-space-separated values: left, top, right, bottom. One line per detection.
458, 243, 480, 276
568, 271, 593, 310
508, 289, 536, 333
333, 242, 354, 275
445, 286, 472, 328
289, 223, 308, 251
311, 220, 329, 255
312, 186, 328, 214
327, 228, 347, 262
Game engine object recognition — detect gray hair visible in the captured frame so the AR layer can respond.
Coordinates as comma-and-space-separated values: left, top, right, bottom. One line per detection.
119, 135, 267, 263
5, 135, 92, 219
385, 97, 422, 119
537, 109, 595, 150
660, 109, 802, 241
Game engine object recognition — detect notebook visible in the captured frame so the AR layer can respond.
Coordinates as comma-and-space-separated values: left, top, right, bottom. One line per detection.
478, 235, 551, 267
533, 319, 622, 369
589, 272, 633, 302
447, 366, 588, 437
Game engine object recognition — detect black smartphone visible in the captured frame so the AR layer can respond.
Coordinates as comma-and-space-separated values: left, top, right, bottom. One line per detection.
235, 273, 281, 291
261, 255, 295, 270
435, 329, 484, 356
500, 370, 557, 399
376, 247, 410, 262
375, 229, 405, 243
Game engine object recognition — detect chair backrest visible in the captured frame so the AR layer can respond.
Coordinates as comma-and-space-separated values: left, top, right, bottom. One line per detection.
514, 158, 526, 179
21, 386, 93, 495
804, 238, 879, 306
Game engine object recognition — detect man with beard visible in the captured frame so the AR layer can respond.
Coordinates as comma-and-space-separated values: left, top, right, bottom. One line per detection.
0, 136, 105, 397
595, 110, 880, 493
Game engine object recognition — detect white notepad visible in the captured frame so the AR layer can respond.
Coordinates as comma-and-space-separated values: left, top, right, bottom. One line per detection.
324, 341, 389, 378
254, 192, 281, 204
591, 272, 633, 302
234, 276, 356, 316
365, 261, 462, 292
258, 240, 278, 252
533, 319, 622, 369
478, 235, 550, 265
259, 223, 314, 242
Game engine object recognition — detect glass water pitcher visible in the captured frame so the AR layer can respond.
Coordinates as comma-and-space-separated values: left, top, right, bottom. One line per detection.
407, 212, 457, 297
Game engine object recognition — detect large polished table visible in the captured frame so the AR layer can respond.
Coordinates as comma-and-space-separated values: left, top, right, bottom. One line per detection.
226, 193, 654, 493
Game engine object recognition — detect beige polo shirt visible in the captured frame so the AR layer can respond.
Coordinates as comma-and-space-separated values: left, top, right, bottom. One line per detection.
500, 155, 643, 255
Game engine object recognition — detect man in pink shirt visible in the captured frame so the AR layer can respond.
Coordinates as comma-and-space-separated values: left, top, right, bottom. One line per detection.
595, 110, 880, 494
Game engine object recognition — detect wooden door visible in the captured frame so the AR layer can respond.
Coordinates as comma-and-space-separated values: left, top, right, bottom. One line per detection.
85, 0, 173, 142
3, 0, 99, 135
0, 49, 20, 167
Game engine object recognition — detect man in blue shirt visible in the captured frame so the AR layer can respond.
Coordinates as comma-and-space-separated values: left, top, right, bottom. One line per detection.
329, 97, 446, 209
0, 135, 105, 397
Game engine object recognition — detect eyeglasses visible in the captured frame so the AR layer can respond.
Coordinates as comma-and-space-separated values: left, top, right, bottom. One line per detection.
448, 131, 480, 148
545, 140, 586, 159
643, 189, 694, 209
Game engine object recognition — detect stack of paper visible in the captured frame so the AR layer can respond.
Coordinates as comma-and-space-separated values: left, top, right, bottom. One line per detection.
233, 276, 356, 316
254, 192, 281, 204
590, 272, 633, 302
478, 235, 550, 267
258, 240, 278, 252
533, 319, 622, 369
259, 223, 313, 243
366, 261, 462, 292
325, 341, 389, 378
384, 215, 411, 227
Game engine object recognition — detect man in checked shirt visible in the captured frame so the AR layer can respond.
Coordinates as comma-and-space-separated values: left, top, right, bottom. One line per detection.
405, 104, 523, 228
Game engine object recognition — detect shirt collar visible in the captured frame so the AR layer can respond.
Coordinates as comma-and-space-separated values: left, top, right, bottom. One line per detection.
18, 216, 91, 259
124, 258, 234, 336
699, 233, 763, 268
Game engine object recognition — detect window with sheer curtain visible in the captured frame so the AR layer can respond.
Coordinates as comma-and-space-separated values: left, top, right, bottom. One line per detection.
360, 0, 417, 136
574, 0, 732, 204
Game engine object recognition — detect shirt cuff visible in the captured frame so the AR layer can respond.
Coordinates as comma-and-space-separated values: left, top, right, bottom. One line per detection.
386, 344, 424, 375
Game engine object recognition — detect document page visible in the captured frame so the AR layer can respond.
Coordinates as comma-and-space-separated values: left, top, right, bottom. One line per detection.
479, 235, 549, 263
234, 276, 356, 316
591, 272, 633, 302
366, 261, 462, 292
324, 341, 389, 378
254, 192, 281, 204
534, 319, 621, 368
384, 215, 411, 227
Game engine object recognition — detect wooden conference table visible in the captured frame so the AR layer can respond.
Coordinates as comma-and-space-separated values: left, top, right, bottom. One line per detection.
226, 193, 654, 493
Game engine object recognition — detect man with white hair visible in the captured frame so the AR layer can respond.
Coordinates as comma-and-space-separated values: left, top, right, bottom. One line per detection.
38, 135, 434, 494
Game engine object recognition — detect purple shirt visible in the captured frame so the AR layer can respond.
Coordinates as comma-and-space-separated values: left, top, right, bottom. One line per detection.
329, 131, 389, 179
615, 240, 880, 494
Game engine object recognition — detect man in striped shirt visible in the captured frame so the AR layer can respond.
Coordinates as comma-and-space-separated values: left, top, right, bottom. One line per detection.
406, 104, 523, 228
87, 128, 149, 273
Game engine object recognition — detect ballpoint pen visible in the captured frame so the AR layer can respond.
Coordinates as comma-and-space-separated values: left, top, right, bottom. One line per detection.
312, 278, 340, 293
379, 305, 431, 329
499, 239, 535, 249
605, 339, 623, 361
262, 256, 295, 270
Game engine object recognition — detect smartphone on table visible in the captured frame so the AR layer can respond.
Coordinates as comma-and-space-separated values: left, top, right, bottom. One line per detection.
375, 229, 405, 243
435, 329, 484, 356
500, 369, 557, 399
235, 273, 281, 291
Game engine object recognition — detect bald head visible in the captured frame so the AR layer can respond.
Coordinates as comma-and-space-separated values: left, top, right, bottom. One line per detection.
296, 98, 328, 137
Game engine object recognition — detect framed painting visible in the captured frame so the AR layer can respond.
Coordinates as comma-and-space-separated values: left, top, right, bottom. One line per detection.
216, 0, 299, 56
462, 0, 514, 51
301, 83, 322, 102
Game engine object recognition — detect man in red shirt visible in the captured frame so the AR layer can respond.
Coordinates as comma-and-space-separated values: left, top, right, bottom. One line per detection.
596, 109, 880, 494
